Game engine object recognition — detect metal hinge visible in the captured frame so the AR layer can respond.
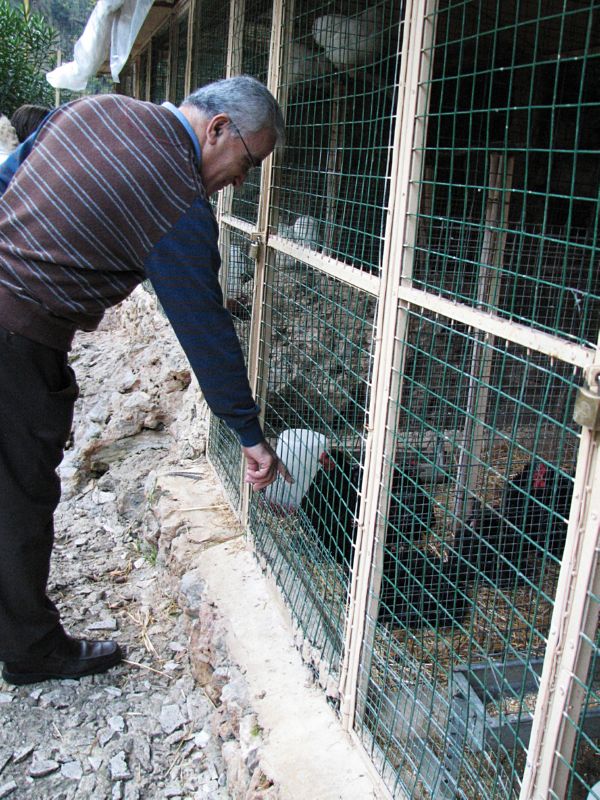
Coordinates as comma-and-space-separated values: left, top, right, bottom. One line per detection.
573, 365, 600, 431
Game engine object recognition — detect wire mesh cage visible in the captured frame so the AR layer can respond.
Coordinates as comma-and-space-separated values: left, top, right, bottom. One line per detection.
190, 0, 230, 91
138, 48, 149, 100
171, 11, 189, 104
150, 24, 170, 103
269, 0, 405, 273
413, 0, 600, 345
118, 64, 135, 97
355, 310, 583, 798
229, 0, 275, 224
208, 225, 258, 506
250, 247, 376, 680
349, 1, 600, 797
129, 0, 600, 797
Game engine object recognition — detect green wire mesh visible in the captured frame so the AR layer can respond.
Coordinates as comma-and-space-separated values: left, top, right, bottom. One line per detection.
560, 630, 600, 800
172, 12, 189, 104
190, 0, 230, 91
356, 310, 581, 798
413, 0, 600, 346
150, 24, 170, 104
137, 1, 599, 797
229, 0, 274, 224
269, 0, 404, 273
250, 249, 375, 676
352, 1, 599, 797
118, 64, 135, 97
208, 225, 256, 508
138, 49, 148, 100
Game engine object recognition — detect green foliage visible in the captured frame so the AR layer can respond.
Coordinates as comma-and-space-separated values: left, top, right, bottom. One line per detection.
16, 1, 117, 104
0, 0, 58, 116
27, 0, 94, 52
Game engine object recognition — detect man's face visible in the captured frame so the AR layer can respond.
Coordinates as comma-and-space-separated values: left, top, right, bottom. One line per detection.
201, 115, 276, 196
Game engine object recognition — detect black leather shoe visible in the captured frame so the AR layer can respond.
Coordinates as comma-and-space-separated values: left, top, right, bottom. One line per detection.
2, 637, 123, 685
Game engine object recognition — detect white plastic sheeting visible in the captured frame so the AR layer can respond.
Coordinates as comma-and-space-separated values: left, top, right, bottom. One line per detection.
46, 0, 154, 91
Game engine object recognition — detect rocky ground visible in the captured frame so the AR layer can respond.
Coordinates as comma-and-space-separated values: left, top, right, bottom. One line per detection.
0, 292, 234, 799
0, 289, 379, 800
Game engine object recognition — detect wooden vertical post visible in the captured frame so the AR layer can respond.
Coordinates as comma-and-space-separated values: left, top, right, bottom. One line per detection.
339, 0, 438, 731
184, 0, 196, 97
520, 348, 600, 799
239, 0, 288, 524
323, 79, 343, 256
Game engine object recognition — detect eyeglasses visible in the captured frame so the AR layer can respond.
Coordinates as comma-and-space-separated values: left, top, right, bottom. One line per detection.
229, 120, 260, 170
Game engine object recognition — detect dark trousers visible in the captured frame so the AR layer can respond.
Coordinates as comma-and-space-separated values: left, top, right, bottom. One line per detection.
0, 325, 78, 660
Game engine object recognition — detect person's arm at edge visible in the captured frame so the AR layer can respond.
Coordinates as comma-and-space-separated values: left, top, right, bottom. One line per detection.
0, 131, 37, 195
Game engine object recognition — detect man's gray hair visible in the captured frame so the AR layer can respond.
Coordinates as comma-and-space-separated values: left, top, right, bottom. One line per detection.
182, 75, 285, 144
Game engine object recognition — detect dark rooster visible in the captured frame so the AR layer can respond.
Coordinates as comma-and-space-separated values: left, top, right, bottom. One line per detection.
300, 449, 468, 628
454, 504, 524, 588
387, 462, 436, 547
299, 450, 436, 572
299, 448, 360, 572
378, 548, 470, 628
501, 460, 573, 560
455, 460, 574, 588
226, 294, 251, 321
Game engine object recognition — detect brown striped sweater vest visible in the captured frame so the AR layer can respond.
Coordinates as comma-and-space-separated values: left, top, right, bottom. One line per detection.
0, 94, 204, 350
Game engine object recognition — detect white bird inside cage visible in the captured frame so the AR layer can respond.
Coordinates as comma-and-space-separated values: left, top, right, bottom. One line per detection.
283, 41, 330, 87
291, 215, 320, 249
263, 428, 328, 513
312, 6, 383, 70
275, 215, 321, 271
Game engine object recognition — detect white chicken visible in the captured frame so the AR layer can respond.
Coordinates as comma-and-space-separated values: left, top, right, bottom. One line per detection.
312, 6, 383, 70
275, 215, 321, 271
291, 215, 320, 250
277, 215, 320, 248
283, 41, 330, 88
588, 781, 600, 800
263, 428, 328, 513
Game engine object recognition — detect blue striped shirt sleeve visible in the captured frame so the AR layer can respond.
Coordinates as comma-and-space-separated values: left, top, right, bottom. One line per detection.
144, 196, 264, 447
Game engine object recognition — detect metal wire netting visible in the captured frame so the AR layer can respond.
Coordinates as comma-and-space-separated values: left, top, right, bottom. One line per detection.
267, 0, 405, 273
150, 24, 170, 104
136, 1, 600, 797
172, 12, 189, 104
207, 226, 257, 507
355, 308, 582, 798
118, 64, 135, 97
229, 0, 274, 224
138, 49, 148, 100
250, 248, 375, 679
559, 627, 600, 800
348, 1, 599, 796
412, 0, 600, 346
190, 0, 229, 91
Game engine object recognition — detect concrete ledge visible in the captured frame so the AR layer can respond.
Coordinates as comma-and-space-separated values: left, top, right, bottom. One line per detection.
155, 464, 383, 799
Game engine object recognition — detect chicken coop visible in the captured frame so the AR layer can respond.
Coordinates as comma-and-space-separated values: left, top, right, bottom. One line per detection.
122, 1, 600, 797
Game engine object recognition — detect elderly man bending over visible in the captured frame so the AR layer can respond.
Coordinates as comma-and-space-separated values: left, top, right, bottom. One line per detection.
0, 76, 292, 685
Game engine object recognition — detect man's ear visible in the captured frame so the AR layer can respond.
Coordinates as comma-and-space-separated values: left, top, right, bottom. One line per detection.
206, 113, 230, 144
